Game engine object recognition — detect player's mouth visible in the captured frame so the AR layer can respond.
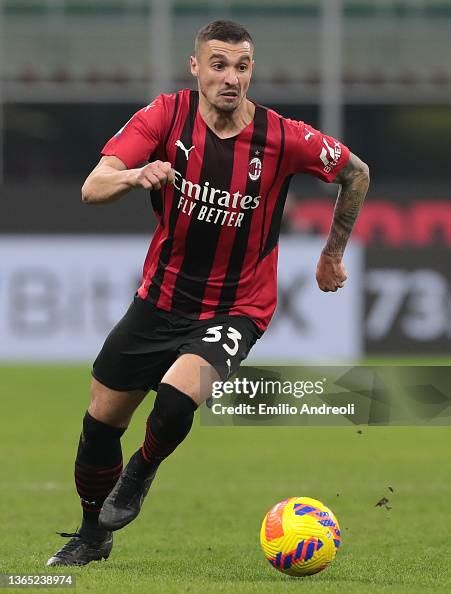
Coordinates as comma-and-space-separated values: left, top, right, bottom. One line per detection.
219, 90, 239, 100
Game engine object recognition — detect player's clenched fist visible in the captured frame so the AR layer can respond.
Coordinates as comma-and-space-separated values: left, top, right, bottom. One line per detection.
133, 160, 175, 190
315, 252, 348, 292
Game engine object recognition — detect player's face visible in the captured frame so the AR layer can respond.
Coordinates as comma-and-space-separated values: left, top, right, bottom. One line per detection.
190, 40, 254, 113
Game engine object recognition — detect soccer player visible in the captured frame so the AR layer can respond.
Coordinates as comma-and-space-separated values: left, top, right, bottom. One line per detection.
47, 20, 369, 566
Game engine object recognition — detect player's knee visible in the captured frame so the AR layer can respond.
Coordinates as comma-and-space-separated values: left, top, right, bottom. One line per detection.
89, 378, 146, 428
150, 383, 198, 440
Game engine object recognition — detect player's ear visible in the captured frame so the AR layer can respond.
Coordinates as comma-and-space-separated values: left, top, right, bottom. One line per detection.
190, 55, 198, 78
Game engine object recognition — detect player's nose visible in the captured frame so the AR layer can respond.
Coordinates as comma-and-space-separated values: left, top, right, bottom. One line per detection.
224, 69, 239, 85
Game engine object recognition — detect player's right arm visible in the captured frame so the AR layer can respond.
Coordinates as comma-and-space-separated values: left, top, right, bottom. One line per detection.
81, 94, 175, 204
81, 156, 174, 204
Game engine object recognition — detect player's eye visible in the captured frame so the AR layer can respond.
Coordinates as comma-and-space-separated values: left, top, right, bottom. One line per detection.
212, 63, 224, 70
238, 64, 248, 72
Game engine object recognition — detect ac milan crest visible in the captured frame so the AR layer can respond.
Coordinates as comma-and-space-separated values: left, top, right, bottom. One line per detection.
248, 157, 262, 181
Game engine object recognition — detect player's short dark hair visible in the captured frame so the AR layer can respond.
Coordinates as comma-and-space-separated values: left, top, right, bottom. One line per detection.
195, 20, 254, 54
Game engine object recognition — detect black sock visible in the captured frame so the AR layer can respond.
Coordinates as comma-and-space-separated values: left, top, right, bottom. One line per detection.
139, 383, 197, 472
74, 412, 126, 527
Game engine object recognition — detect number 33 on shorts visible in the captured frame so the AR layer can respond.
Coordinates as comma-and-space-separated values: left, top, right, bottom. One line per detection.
202, 325, 243, 376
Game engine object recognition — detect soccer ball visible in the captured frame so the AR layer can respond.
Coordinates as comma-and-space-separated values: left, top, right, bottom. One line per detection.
260, 496, 341, 577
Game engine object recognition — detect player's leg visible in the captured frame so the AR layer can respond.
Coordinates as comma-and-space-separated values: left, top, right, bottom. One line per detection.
75, 379, 147, 528
99, 317, 261, 531
99, 354, 217, 531
46, 380, 147, 567
47, 296, 172, 566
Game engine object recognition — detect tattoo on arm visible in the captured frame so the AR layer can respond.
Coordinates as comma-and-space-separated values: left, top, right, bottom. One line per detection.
322, 152, 370, 258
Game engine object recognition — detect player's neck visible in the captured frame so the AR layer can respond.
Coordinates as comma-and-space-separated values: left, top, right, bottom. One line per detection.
198, 96, 255, 140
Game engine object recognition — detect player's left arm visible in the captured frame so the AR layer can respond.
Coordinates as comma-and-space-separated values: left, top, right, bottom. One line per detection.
316, 152, 370, 292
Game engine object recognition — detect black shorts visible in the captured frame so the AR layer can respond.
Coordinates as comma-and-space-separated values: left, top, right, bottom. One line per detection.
92, 295, 262, 392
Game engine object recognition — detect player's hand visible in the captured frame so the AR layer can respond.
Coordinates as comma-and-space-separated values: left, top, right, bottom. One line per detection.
133, 160, 175, 190
315, 252, 348, 292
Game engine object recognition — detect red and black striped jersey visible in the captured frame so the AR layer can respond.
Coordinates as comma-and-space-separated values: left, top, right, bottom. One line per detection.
102, 89, 350, 332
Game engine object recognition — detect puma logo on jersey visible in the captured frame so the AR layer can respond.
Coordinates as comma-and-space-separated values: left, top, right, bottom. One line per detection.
304, 130, 315, 141
175, 139, 195, 161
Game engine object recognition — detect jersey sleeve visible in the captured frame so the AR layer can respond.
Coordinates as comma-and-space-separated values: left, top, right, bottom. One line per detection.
101, 94, 173, 168
284, 119, 350, 182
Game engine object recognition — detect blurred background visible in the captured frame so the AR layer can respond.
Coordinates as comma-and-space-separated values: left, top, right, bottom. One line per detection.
1, 0, 450, 362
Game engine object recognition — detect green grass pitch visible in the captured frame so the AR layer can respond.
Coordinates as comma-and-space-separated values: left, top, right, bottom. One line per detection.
1, 364, 450, 593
